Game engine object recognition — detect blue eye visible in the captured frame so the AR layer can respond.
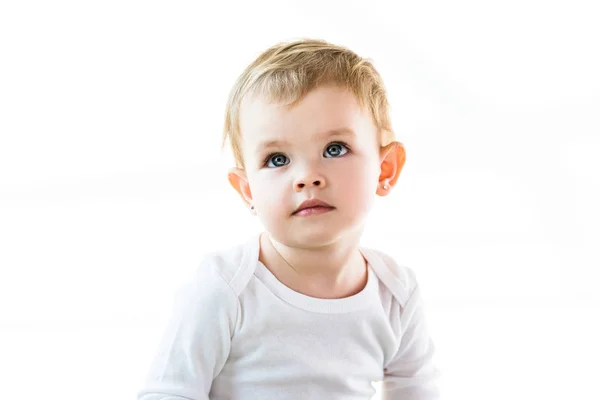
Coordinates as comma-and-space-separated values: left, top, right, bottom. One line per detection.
324, 142, 349, 158
266, 153, 289, 168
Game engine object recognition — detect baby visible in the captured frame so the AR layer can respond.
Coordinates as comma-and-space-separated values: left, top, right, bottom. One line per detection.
137, 38, 441, 400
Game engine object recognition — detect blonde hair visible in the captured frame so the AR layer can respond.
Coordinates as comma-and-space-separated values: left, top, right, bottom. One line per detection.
222, 38, 395, 168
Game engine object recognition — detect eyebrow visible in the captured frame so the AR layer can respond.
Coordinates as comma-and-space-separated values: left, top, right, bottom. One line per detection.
256, 128, 356, 152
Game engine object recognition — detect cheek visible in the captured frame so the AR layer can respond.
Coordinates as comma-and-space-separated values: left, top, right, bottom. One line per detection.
249, 174, 289, 210
334, 158, 379, 207
342, 155, 379, 185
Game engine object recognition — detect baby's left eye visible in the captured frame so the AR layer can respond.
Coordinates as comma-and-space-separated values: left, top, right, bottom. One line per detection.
324, 143, 349, 158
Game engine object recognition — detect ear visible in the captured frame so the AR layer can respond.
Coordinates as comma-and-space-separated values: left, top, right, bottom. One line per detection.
376, 141, 406, 196
228, 167, 254, 208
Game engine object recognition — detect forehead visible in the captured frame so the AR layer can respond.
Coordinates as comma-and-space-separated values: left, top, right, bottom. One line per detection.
238, 85, 377, 149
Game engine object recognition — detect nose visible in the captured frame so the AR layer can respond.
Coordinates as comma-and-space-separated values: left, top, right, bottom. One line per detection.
294, 171, 327, 192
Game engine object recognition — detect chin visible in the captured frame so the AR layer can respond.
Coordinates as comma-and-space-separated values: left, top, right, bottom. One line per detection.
286, 223, 357, 249
265, 210, 365, 248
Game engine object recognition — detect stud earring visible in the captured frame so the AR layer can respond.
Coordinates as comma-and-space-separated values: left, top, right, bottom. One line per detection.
250, 205, 255, 210
383, 183, 390, 190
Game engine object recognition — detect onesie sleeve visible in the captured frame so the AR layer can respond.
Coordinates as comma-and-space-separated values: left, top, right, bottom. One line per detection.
137, 263, 239, 400
382, 283, 441, 400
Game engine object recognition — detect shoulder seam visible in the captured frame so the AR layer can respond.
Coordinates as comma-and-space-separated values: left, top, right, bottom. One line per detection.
213, 267, 241, 340
362, 247, 414, 307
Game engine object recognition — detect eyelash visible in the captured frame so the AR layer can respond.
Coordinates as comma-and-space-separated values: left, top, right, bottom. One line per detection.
262, 141, 352, 167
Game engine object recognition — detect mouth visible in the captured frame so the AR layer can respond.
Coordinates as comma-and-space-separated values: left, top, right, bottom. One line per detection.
292, 199, 335, 216
293, 206, 335, 217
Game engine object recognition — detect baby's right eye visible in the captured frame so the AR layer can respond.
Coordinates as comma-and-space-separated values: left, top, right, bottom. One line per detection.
265, 153, 289, 168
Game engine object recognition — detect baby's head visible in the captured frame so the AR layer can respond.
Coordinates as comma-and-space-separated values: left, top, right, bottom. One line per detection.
222, 38, 405, 248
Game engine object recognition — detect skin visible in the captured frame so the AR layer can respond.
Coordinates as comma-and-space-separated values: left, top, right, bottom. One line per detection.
228, 84, 405, 299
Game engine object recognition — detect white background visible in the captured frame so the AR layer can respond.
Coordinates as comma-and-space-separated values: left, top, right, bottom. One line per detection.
1, 1, 599, 399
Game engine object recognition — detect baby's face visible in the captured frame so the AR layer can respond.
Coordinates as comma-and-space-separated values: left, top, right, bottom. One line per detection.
238, 84, 383, 248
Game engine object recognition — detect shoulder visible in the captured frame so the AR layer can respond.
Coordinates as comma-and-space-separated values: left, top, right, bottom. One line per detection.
184, 235, 257, 300
360, 246, 419, 307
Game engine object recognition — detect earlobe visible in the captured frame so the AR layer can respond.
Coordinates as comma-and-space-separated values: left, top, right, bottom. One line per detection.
377, 141, 406, 196
227, 167, 253, 207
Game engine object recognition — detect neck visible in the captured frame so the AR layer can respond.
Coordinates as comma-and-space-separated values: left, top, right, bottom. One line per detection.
259, 230, 365, 287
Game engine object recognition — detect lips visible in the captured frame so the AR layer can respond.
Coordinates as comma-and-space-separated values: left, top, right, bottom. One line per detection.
293, 199, 335, 215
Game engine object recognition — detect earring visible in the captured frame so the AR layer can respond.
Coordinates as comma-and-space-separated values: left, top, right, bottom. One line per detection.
250, 205, 255, 210
383, 183, 390, 190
